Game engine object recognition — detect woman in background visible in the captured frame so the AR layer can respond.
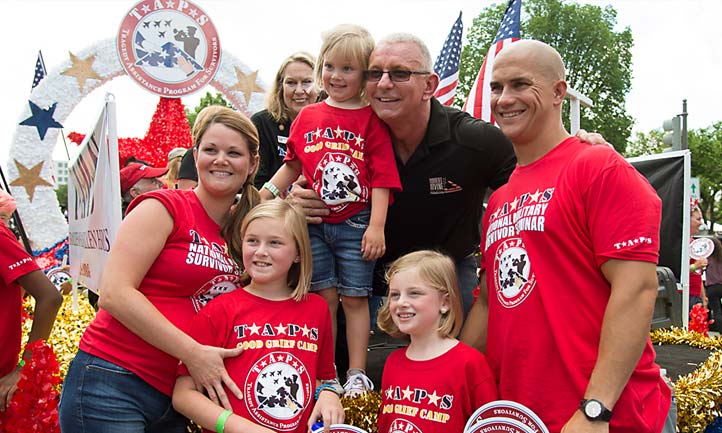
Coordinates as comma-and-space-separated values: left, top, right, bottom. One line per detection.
252, 52, 317, 190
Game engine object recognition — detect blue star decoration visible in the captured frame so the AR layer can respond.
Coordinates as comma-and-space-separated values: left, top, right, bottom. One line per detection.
20, 100, 64, 141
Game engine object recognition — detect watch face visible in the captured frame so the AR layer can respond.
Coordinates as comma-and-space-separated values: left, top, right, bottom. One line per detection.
585, 400, 602, 418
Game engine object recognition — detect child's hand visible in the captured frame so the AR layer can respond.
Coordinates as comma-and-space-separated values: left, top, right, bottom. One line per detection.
361, 224, 385, 260
307, 390, 344, 432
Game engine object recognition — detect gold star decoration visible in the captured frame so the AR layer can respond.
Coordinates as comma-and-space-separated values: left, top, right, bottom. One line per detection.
229, 66, 263, 105
10, 159, 53, 202
61, 52, 102, 94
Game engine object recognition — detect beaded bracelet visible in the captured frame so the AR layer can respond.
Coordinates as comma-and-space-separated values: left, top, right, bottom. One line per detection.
216, 409, 232, 433
314, 383, 338, 401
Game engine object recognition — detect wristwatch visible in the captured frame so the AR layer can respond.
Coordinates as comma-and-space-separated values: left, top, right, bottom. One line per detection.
580, 399, 612, 422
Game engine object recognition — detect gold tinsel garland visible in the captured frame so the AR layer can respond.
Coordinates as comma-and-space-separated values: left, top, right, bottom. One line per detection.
341, 392, 382, 433
21, 301, 722, 433
651, 327, 722, 432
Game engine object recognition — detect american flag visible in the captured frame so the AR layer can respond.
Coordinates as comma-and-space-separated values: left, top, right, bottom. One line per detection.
463, 0, 522, 122
433, 12, 463, 106
31, 50, 47, 90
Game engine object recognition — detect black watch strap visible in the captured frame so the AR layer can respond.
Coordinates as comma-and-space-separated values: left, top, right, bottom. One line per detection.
580, 398, 612, 422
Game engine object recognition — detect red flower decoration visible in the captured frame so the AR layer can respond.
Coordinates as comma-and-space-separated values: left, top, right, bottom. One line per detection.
68, 97, 192, 168
689, 303, 713, 336
3, 340, 61, 432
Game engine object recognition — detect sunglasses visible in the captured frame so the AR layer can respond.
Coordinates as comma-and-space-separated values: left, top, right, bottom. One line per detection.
364, 69, 431, 82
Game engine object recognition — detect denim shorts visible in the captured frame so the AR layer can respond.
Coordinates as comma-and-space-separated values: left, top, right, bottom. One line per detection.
308, 208, 375, 297
59, 349, 187, 433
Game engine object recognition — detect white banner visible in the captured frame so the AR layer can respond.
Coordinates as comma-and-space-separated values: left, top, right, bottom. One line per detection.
68, 95, 121, 294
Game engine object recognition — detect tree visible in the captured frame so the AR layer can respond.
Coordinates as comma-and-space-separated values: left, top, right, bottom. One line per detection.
458, 0, 634, 152
688, 122, 722, 230
623, 129, 666, 158
55, 184, 68, 213
185, 92, 232, 129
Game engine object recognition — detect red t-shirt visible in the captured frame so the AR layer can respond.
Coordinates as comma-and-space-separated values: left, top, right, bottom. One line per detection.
481, 137, 670, 433
285, 102, 401, 223
0, 223, 40, 377
178, 288, 336, 433
377, 342, 497, 433
80, 189, 242, 395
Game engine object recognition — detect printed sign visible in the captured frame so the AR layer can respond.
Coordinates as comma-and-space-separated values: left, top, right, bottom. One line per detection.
117, 0, 221, 97
465, 400, 548, 433
690, 237, 715, 260
311, 424, 368, 433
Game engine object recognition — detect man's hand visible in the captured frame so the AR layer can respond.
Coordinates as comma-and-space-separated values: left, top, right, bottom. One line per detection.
560, 409, 609, 433
576, 129, 612, 148
287, 178, 330, 224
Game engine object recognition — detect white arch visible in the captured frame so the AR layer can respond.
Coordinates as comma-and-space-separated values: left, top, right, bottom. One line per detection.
8, 38, 266, 251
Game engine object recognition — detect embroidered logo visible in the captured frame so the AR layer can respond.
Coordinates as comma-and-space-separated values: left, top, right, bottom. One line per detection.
428, 177, 462, 195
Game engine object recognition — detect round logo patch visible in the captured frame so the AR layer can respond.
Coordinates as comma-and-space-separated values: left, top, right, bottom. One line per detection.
117, 0, 221, 97
388, 418, 422, 433
191, 274, 242, 312
46, 266, 72, 293
245, 352, 312, 431
494, 238, 536, 308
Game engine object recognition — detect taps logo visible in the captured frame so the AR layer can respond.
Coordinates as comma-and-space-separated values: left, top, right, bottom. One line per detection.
117, 0, 221, 97
494, 237, 536, 308
245, 352, 312, 431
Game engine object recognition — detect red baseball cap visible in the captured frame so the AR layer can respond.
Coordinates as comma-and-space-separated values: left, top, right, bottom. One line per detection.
120, 163, 168, 193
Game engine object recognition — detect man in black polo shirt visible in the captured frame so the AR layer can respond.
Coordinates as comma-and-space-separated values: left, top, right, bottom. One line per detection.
292, 33, 514, 315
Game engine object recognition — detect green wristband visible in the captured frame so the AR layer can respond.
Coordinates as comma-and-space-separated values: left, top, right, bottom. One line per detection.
216, 409, 232, 433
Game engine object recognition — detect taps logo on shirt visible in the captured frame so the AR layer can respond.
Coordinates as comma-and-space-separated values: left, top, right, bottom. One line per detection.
190, 274, 242, 312
245, 352, 312, 431
388, 419, 422, 433
494, 237, 536, 308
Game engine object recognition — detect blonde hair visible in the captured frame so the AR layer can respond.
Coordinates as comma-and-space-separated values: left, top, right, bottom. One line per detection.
238, 200, 312, 301
377, 250, 463, 339
192, 105, 261, 265
267, 52, 317, 124
315, 24, 375, 99
165, 152, 184, 187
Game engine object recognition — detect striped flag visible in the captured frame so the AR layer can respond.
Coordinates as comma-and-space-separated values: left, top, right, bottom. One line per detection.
463, 0, 522, 122
32, 50, 47, 90
433, 12, 463, 106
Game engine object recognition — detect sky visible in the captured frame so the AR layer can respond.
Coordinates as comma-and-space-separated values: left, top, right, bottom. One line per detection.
2, 0, 720, 168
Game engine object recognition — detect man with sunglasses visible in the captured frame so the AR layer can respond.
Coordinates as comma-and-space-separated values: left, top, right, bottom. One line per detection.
291, 33, 513, 317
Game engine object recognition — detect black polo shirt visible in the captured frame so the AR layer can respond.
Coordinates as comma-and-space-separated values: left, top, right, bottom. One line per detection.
377, 98, 515, 282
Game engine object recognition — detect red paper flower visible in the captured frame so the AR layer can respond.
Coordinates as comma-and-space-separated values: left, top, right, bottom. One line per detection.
3, 340, 61, 432
68, 97, 192, 168
689, 303, 713, 336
